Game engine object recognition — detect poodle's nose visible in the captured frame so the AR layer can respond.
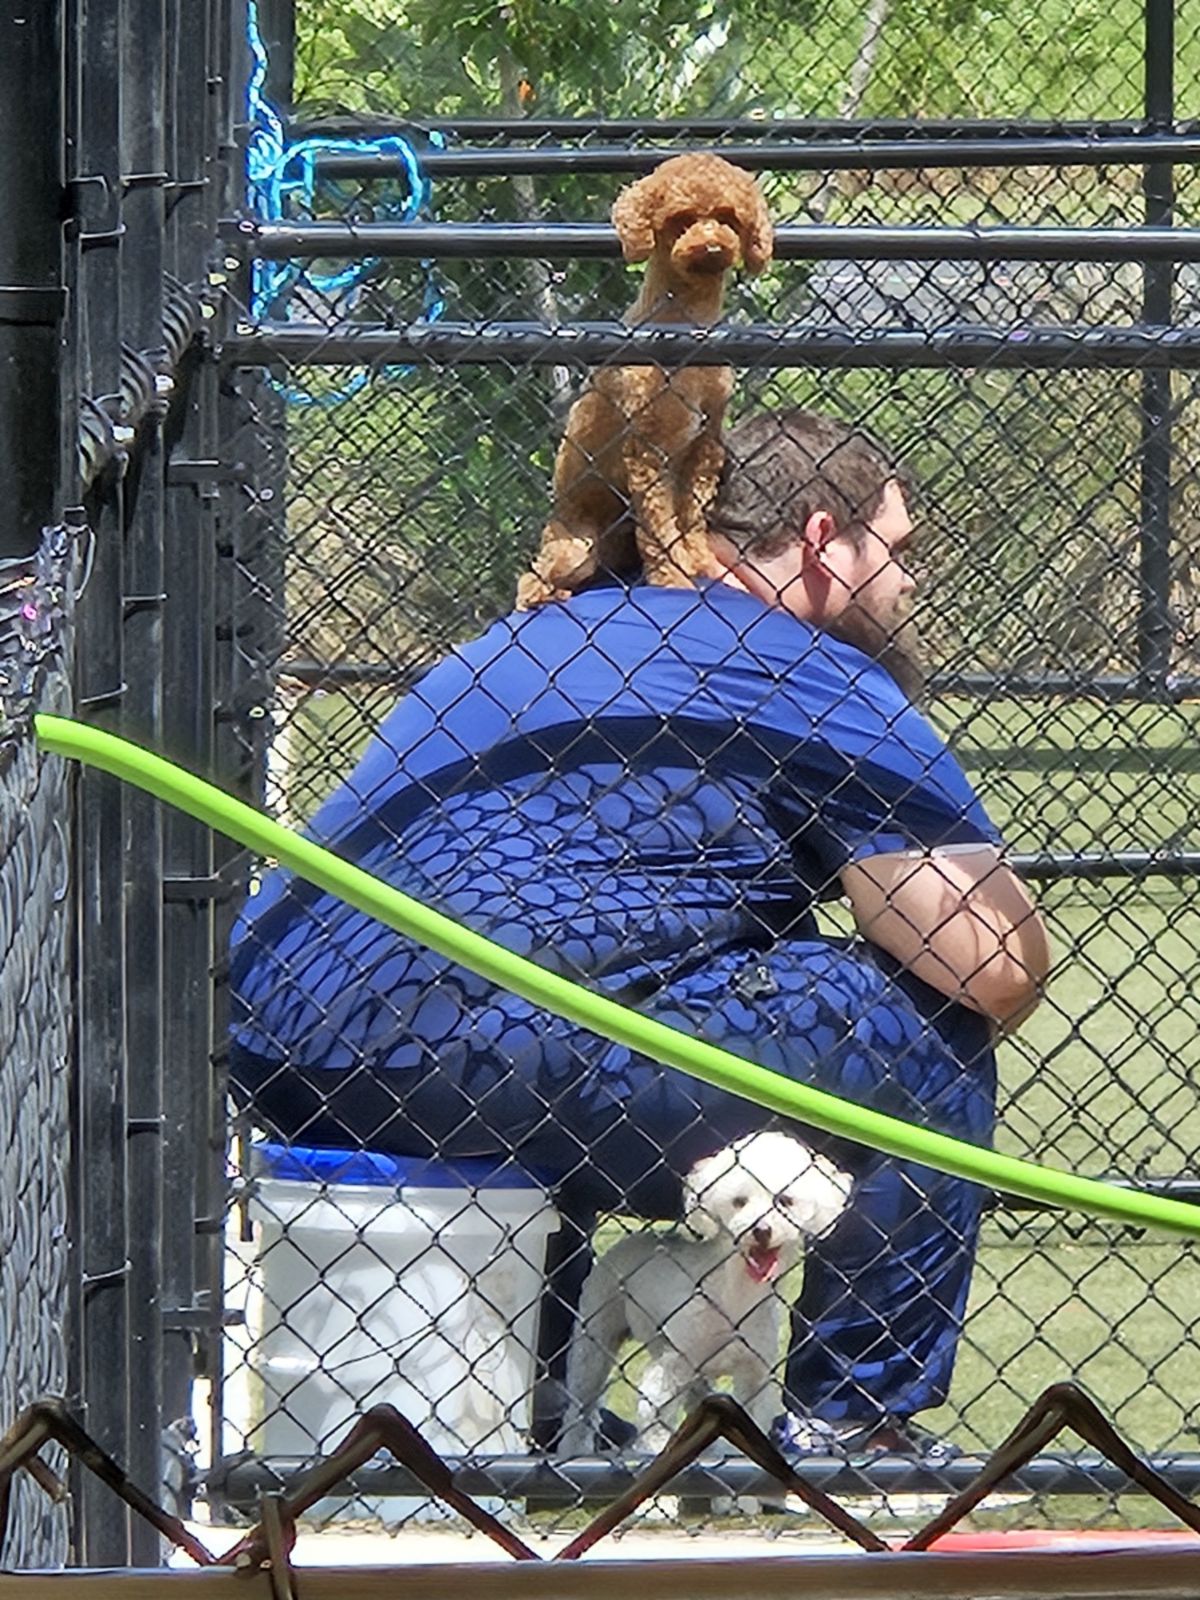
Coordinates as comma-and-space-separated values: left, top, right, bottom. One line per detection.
752, 1221, 774, 1247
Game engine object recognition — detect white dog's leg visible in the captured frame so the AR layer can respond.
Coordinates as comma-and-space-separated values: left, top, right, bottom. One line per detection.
635, 1353, 686, 1456
727, 1346, 778, 1437
558, 1259, 628, 1457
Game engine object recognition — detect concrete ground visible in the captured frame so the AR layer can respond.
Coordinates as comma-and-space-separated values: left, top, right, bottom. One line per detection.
169, 1516, 859, 1567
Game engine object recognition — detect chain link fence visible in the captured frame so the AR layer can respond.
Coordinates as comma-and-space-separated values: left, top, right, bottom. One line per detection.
198, 0, 1200, 1546
0, 537, 73, 1568
0, 0, 246, 1566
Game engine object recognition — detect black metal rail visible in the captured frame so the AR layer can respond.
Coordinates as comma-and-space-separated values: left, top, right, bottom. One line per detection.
207, 1448, 1200, 1507
315, 134, 1200, 180
228, 218, 1200, 263
292, 115, 1190, 142
266, 658, 1200, 701
1138, 0, 1177, 692
222, 320, 1200, 371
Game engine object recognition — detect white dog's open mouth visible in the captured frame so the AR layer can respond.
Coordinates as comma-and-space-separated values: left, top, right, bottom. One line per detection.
745, 1243, 781, 1282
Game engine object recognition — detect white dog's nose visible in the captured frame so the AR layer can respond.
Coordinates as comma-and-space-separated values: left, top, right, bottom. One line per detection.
752, 1221, 774, 1247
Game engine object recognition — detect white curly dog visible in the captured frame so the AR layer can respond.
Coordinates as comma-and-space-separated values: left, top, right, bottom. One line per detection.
557, 1131, 852, 1456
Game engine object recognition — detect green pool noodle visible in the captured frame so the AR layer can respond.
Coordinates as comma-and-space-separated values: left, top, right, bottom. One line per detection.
34, 711, 1200, 1240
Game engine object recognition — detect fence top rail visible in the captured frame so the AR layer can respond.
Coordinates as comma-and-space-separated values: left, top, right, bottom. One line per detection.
291, 115, 1189, 142
208, 1449, 1200, 1505
230, 219, 1200, 264
315, 135, 1200, 180
222, 320, 1200, 372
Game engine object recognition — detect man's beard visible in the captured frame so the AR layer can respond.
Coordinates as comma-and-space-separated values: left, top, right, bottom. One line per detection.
827, 603, 926, 704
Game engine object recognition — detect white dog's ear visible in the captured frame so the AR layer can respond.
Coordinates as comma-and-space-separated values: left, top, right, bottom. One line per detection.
792, 1155, 854, 1238
680, 1153, 722, 1239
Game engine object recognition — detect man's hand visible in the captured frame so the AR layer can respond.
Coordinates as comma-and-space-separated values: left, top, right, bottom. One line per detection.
841, 846, 1050, 1029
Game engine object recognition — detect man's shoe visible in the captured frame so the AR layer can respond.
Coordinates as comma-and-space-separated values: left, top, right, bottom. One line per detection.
851, 1416, 961, 1466
770, 1412, 857, 1457
771, 1411, 960, 1466
596, 1406, 638, 1451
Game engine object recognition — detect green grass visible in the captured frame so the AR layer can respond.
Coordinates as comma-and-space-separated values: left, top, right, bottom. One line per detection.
273, 689, 1200, 1516
930, 700, 1200, 1492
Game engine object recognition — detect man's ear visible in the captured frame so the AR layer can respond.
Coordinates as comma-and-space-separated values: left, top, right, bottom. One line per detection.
800, 509, 838, 570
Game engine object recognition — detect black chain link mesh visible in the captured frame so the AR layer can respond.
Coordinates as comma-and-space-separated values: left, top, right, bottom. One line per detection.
213, 0, 1200, 1539
0, 530, 73, 1565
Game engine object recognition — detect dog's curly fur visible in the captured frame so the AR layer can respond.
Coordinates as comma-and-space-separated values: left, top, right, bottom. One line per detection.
516, 154, 774, 610
557, 1132, 851, 1456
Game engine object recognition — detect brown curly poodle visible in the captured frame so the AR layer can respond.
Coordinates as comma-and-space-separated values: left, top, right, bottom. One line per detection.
516, 154, 774, 609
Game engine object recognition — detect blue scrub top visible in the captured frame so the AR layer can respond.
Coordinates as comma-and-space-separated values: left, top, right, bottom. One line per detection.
231, 581, 1000, 1071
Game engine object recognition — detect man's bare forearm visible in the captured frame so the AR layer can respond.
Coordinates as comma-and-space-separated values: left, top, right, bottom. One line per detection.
841, 847, 1051, 1027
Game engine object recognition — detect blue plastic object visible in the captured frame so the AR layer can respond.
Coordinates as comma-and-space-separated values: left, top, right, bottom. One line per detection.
252, 1140, 552, 1191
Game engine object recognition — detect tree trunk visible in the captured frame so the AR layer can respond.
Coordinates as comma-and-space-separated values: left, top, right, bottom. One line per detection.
498, 50, 575, 426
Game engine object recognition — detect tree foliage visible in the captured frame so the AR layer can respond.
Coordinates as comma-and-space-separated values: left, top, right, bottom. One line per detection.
277, 0, 1197, 690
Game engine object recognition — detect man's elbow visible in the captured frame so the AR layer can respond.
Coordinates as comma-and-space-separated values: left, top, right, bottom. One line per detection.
965, 936, 1051, 1026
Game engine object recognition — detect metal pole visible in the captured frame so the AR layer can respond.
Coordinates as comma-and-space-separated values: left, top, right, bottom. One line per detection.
69, 0, 132, 1565
241, 0, 290, 772
313, 133, 1200, 181
230, 217, 1200, 263
209, 1448, 1200, 1504
264, 659, 1200, 701
120, 0, 167, 1560
1138, 0, 1175, 687
206, 0, 251, 1480
159, 0, 218, 1506
222, 320, 1200, 371
0, 1, 65, 557
255, 0, 294, 118
292, 114, 1158, 142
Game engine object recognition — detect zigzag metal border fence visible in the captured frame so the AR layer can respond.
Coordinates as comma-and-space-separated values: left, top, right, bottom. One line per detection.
6, 1387, 1200, 1565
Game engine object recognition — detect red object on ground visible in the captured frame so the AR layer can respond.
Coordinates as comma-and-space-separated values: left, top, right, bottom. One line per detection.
911, 1528, 1200, 1552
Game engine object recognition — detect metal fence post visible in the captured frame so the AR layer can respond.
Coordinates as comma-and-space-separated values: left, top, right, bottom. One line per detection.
255, 0, 294, 117
120, 0, 168, 1559
68, 0, 132, 1565
0, 0, 68, 1565
1138, 0, 1175, 690
205, 0, 249, 1468
0, 1, 64, 557
159, 0, 222, 1509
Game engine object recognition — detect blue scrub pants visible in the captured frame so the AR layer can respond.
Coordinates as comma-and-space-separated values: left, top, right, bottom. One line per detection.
231, 937, 995, 1426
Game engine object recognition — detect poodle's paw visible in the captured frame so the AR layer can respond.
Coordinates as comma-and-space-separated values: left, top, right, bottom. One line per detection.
515, 571, 571, 610
516, 533, 598, 608
640, 558, 709, 591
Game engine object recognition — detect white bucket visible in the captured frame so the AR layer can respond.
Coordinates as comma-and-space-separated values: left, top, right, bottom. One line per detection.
237, 1145, 559, 1509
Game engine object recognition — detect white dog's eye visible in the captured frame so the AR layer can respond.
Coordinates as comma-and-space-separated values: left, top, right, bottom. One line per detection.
731, 1195, 747, 1210
778, 1194, 794, 1209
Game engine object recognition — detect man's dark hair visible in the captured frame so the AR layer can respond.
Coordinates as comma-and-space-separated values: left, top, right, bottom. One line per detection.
709, 408, 913, 560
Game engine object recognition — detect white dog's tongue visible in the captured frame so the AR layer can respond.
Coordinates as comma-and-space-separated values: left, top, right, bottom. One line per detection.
746, 1244, 781, 1283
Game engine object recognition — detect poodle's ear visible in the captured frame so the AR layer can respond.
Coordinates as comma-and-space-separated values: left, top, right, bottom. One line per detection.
792, 1155, 853, 1238
611, 178, 658, 263
740, 193, 775, 276
680, 1153, 723, 1239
